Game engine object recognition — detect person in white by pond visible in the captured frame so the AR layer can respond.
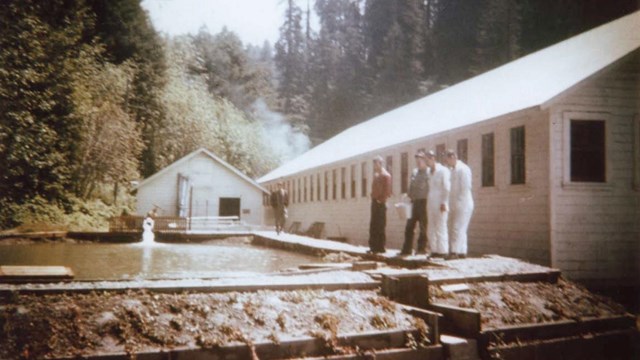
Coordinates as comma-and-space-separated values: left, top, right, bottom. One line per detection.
445, 150, 474, 259
425, 150, 451, 258
270, 181, 289, 235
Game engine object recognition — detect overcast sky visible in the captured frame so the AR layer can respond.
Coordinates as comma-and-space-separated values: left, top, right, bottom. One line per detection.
141, 0, 299, 46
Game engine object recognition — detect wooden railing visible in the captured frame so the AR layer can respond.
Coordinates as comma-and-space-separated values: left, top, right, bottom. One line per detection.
109, 216, 187, 233
108, 216, 240, 233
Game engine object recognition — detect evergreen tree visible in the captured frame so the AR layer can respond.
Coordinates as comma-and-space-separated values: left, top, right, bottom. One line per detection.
274, 0, 309, 128
472, 0, 523, 75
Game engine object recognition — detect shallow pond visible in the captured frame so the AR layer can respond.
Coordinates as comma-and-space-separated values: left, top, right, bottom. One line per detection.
0, 238, 317, 280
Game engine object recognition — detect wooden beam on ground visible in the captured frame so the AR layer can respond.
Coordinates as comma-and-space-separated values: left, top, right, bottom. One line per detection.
399, 304, 444, 344
427, 303, 481, 339
483, 329, 637, 360
0, 281, 380, 296
0, 266, 74, 283
57, 329, 443, 360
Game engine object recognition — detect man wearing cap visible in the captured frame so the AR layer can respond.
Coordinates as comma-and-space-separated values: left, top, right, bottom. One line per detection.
270, 181, 289, 235
369, 156, 392, 254
445, 150, 474, 259
400, 150, 429, 256
425, 150, 451, 257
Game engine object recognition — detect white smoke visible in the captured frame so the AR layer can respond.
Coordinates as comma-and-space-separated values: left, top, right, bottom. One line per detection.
251, 99, 311, 162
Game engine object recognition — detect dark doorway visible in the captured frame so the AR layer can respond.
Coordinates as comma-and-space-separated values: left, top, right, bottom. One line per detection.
219, 198, 241, 218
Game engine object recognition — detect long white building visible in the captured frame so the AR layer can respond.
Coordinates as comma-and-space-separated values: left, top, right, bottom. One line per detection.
259, 12, 640, 289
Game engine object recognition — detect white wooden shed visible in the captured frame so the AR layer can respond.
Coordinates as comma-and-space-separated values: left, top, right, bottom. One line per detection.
135, 148, 267, 226
259, 11, 640, 289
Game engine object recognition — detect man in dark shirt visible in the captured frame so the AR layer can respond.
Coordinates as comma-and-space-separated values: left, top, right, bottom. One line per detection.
400, 150, 429, 256
369, 156, 392, 253
270, 181, 289, 235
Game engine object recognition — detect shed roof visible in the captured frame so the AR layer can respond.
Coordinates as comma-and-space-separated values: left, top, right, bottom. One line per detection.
259, 10, 640, 183
136, 148, 269, 193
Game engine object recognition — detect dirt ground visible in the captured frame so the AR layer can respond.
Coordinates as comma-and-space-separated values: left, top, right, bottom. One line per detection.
0, 289, 428, 359
430, 279, 628, 329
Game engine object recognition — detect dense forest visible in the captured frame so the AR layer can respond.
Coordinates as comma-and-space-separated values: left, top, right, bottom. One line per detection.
0, 0, 636, 229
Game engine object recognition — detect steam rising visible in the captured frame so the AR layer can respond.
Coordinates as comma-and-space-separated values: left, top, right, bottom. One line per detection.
251, 99, 311, 162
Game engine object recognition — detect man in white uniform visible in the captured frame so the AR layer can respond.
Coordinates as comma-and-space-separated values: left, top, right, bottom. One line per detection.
425, 151, 451, 257
445, 150, 474, 259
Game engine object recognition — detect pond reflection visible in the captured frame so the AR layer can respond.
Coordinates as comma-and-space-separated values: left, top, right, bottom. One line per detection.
0, 239, 316, 280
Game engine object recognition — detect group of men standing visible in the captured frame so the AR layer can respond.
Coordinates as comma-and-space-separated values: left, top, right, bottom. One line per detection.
368, 150, 474, 259
269, 149, 474, 259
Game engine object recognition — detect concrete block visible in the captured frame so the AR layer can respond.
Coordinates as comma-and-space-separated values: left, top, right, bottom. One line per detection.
440, 334, 480, 360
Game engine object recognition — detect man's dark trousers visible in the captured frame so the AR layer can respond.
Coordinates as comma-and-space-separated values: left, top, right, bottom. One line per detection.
401, 199, 427, 254
369, 200, 387, 253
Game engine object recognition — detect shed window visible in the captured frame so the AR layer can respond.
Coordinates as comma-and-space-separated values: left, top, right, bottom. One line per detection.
482, 133, 495, 187
332, 169, 337, 200
571, 120, 605, 183
400, 152, 409, 193
436, 144, 445, 164
457, 139, 468, 163
361, 162, 367, 197
317, 174, 321, 200
511, 126, 525, 184
309, 176, 314, 202
297, 178, 301, 203
350, 165, 356, 198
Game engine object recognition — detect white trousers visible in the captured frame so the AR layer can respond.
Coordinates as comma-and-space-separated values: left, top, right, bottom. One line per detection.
449, 204, 473, 254
427, 206, 449, 254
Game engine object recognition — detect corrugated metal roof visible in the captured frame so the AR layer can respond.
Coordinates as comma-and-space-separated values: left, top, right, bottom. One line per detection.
136, 148, 269, 193
259, 10, 640, 183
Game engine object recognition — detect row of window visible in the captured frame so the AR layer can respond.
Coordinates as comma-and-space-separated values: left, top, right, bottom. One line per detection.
264, 120, 608, 205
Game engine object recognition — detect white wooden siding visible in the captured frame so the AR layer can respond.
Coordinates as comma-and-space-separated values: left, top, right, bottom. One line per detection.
548, 51, 640, 286
137, 152, 265, 225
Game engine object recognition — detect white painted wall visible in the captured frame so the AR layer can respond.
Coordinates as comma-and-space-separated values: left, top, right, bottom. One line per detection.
263, 107, 551, 265
548, 51, 640, 286
136, 152, 265, 225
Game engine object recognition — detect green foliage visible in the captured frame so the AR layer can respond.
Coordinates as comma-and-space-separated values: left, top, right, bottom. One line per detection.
0, 0, 88, 219
158, 36, 278, 177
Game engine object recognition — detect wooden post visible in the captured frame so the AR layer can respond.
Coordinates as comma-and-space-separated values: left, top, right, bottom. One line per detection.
381, 274, 429, 309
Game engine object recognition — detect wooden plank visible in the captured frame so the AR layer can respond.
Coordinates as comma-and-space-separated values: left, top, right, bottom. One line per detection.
427, 303, 481, 338
298, 263, 352, 270
0, 266, 74, 283
381, 274, 429, 308
429, 270, 561, 285
2, 281, 380, 296
400, 304, 443, 344
57, 329, 434, 360
479, 315, 636, 344
484, 329, 637, 360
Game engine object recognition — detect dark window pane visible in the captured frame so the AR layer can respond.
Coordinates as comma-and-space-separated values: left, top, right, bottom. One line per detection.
361, 162, 367, 197
351, 165, 356, 198
510, 126, 526, 184
401, 152, 409, 193
457, 139, 468, 163
436, 144, 445, 164
482, 133, 495, 187
571, 120, 605, 182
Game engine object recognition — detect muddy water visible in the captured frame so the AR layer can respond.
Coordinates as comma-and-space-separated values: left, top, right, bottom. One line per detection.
0, 239, 317, 280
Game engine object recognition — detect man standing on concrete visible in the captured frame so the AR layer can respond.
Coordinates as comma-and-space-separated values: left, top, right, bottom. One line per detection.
426, 150, 451, 257
445, 150, 474, 259
369, 156, 392, 254
270, 181, 289, 235
400, 150, 429, 256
